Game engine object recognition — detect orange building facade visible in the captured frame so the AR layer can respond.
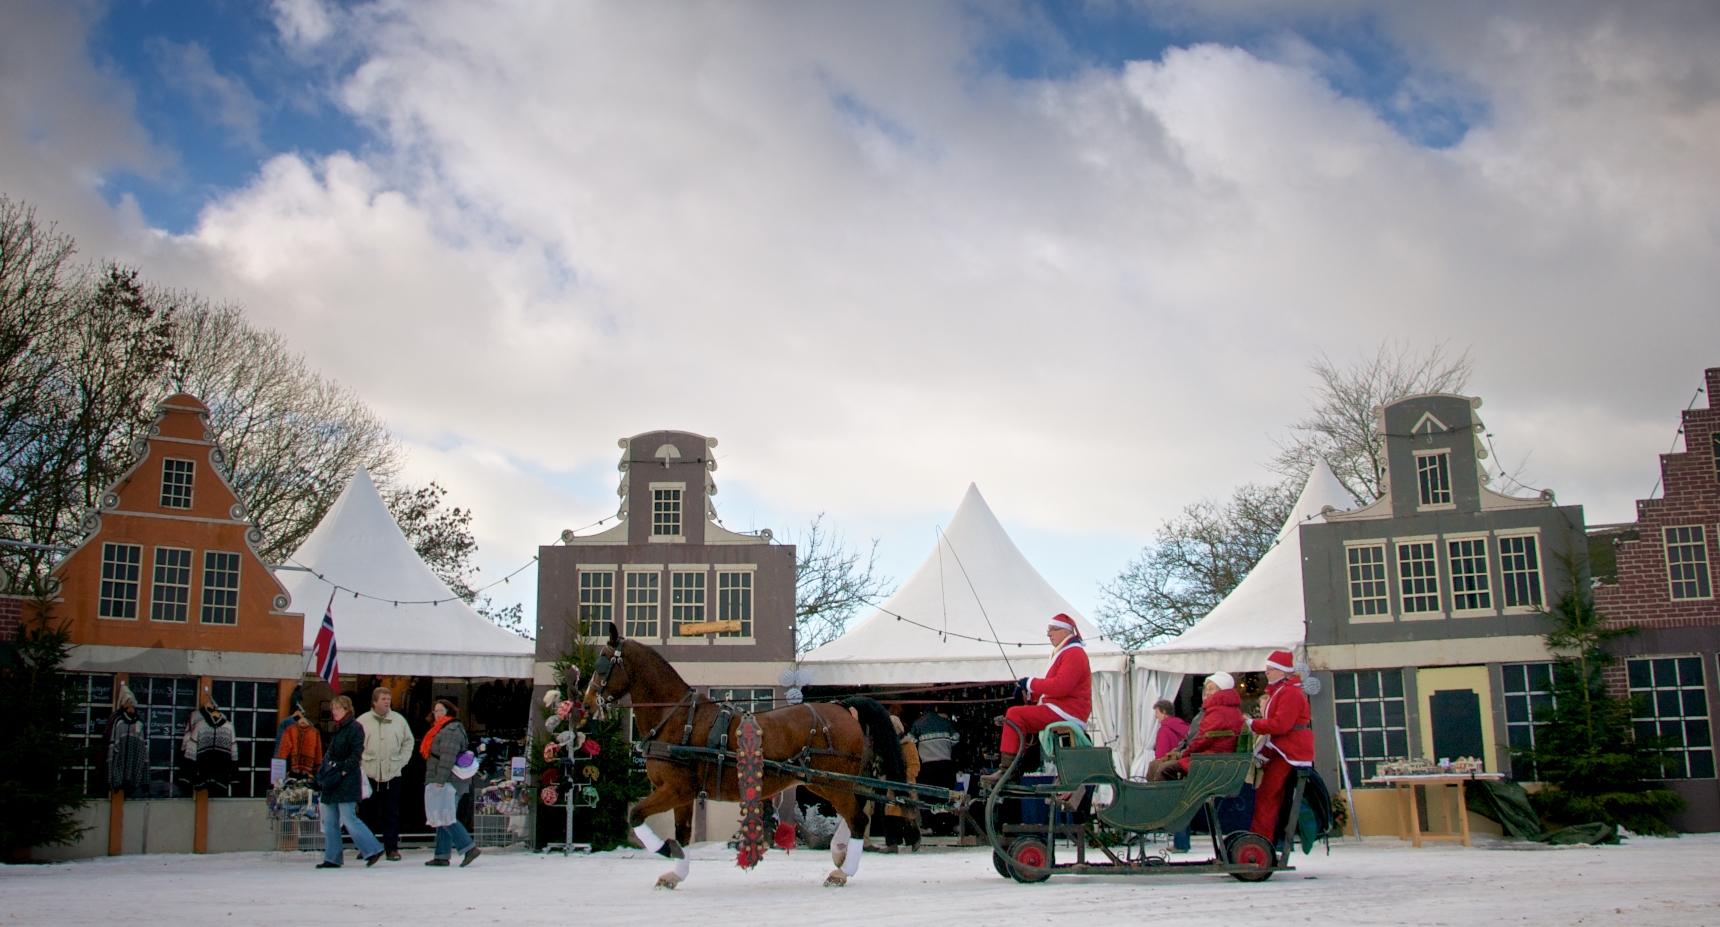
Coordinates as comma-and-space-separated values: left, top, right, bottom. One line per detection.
35, 394, 305, 859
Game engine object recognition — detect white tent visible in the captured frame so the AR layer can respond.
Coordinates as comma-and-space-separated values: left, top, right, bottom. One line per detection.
279, 468, 535, 679
799, 485, 1130, 762
1123, 461, 1354, 775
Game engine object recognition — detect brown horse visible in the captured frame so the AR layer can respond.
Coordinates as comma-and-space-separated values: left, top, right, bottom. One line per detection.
581, 624, 903, 888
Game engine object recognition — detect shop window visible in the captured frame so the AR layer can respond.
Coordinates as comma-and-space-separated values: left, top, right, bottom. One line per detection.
150, 547, 193, 622
625, 571, 660, 638
670, 571, 706, 636
1664, 526, 1712, 601
210, 680, 280, 798
1499, 535, 1543, 609
201, 551, 240, 624
1333, 669, 1409, 786
1397, 542, 1441, 614
708, 687, 775, 714
653, 488, 682, 537
1502, 662, 1557, 780
1447, 538, 1492, 612
1417, 452, 1452, 507
130, 675, 198, 798
578, 571, 614, 636
1346, 544, 1390, 618
1628, 656, 1715, 779
62, 673, 115, 798
716, 571, 752, 638
99, 543, 142, 619
160, 458, 195, 509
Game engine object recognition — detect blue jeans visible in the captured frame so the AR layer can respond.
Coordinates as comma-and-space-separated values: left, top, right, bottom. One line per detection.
435, 821, 475, 859
321, 801, 384, 865
1173, 827, 1191, 851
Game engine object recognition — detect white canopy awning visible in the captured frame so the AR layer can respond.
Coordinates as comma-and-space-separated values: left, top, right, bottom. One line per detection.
799, 484, 1126, 685
280, 468, 535, 679
1133, 461, 1355, 674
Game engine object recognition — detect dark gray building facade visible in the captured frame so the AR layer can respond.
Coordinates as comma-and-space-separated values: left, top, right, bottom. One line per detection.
1299, 393, 1587, 794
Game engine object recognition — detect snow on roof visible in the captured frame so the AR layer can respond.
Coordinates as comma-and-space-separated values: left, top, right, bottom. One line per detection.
1134, 460, 1355, 674
280, 467, 534, 679
799, 484, 1125, 685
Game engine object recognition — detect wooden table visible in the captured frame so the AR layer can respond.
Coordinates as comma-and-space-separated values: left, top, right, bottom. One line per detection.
1363, 773, 1504, 847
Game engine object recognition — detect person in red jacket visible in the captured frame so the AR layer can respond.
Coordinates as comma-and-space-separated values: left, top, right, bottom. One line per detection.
981, 614, 1091, 788
1244, 651, 1314, 842
1180, 672, 1244, 773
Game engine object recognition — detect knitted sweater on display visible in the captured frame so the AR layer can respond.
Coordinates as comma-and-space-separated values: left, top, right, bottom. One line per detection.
107, 710, 148, 795
180, 707, 240, 795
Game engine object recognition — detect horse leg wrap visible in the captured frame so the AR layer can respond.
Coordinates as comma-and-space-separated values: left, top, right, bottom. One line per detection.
831, 819, 851, 867
841, 833, 862, 877
634, 823, 665, 854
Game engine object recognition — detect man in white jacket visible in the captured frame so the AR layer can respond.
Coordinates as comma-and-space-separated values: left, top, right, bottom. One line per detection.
358, 687, 416, 861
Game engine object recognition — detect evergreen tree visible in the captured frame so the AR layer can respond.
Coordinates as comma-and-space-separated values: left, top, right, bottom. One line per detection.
0, 609, 89, 858
1516, 566, 1685, 836
531, 634, 649, 851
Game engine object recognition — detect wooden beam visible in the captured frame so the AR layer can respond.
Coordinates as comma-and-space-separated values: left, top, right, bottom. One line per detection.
676, 619, 743, 637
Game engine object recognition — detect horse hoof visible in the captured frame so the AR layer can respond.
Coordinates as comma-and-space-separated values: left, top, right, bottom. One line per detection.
655, 873, 682, 890
824, 870, 848, 888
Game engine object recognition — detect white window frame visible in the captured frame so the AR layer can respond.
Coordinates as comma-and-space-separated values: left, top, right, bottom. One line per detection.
200, 550, 241, 625
1344, 540, 1393, 623
160, 458, 196, 510
150, 546, 193, 623
1497, 530, 1545, 614
576, 567, 617, 639
623, 566, 663, 640
1395, 535, 1444, 619
1414, 450, 1454, 510
1664, 525, 1713, 601
713, 565, 757, 643
667, 567, 707, 641
1445, 532, 1494, 615
650, 482, 685, 542
98, 542, 142, 620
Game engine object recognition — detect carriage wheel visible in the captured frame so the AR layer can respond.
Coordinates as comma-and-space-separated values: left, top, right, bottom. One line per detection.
992, 849, 1011, 879
1006, 836, 1052, 884
1225, 833, 1276, 882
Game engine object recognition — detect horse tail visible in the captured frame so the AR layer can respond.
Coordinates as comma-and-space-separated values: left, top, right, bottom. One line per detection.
840, 697, 905, 783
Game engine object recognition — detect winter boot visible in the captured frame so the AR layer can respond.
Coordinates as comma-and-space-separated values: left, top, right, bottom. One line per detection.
980, 753, 1018, 790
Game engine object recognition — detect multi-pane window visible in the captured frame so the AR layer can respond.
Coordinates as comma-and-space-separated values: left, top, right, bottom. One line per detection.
1502, 662, 1557, 780
670, 571, 706, 636
99, 543, 142, 619
63, 673, 115, 798
160, 458, 195, 509
1628, 656, 1715, 780
578, 571, 614, 637
1499, 535, 1543, 609
1448, 538, 1492, 611
210, 680, 280, 798
652, 489, 682, 537
1397, 542, 1441, 614
131, 675, 197, 798
717, 571, 752, 638
1664, 526, 1712, 600
150, 547, 193, 622
1347, 545, 1390, 618
200, 551, 240, 624
708, 687, 775, 714
624, 572, 660, 638
1333, 670, 1409, 786
1417, 453, 1452, 507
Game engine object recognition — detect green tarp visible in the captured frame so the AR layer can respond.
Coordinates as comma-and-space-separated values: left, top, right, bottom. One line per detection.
1463, 779, 1618, 845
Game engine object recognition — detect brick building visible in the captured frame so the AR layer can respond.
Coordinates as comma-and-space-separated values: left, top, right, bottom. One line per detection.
1593, 366, 1720, 831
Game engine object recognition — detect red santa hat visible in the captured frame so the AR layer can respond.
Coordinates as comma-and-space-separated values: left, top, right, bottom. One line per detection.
1266, 651, 1296, 673
1048, 613, 1078, 632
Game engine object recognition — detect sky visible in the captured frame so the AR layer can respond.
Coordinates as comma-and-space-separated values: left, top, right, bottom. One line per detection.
3, 0, 1717, 631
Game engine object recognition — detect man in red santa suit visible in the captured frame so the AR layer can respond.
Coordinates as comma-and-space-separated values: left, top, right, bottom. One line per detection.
1244, 651, 1314, 843
980, 614, 1091, 789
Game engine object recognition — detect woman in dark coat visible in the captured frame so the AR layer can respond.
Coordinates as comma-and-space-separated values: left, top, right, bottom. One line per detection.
422, 699, 480, 867
318, 695, 385, 869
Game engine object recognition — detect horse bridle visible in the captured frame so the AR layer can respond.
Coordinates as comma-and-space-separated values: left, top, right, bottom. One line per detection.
582, 646, 622, 723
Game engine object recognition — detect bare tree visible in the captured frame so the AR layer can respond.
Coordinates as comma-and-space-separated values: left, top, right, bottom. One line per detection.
1095, 480, 1299, 649
1270, 341, 1472, 505
791, 513, 895, 655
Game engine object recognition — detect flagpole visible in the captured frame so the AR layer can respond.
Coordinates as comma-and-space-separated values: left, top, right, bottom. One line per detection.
324, 590, 339, 693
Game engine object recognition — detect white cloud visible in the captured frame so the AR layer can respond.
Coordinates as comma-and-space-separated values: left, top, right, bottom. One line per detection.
4, 2, 1719, 618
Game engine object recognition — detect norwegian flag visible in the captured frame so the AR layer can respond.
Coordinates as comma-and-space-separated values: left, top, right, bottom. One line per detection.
311, 598, 339, 686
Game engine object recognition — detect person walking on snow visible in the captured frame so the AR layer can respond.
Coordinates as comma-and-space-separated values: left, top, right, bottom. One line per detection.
1244, 651, 1314, 843
358, 686, 415, 861
981, 614, 1091, 789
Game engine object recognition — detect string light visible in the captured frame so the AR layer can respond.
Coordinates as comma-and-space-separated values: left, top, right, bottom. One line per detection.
286, 551, 541, 607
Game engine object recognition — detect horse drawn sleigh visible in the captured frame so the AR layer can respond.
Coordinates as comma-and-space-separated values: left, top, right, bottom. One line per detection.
579, 626, 1313, 889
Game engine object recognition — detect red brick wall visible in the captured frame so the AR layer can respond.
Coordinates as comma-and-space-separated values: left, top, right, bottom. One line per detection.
1593, 366, 1720, 636
0, 595, 22, 640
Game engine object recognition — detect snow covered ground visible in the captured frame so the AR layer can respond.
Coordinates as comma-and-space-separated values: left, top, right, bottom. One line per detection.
5, 835, 1719, 927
